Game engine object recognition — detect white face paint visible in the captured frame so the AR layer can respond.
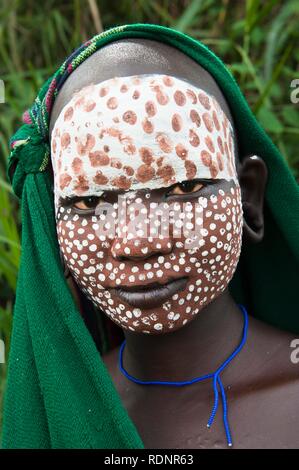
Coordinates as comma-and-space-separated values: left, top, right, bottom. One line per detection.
51, 74, 237, 215
53, 74, 243, 335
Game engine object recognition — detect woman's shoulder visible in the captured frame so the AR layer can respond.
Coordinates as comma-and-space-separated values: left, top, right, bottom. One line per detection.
245, 314, 299, 379
225, 313, 299, 447
100, 314, 299, 448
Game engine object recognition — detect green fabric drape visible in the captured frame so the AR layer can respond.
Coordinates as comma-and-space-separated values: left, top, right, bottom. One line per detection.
2, 23, 299, 449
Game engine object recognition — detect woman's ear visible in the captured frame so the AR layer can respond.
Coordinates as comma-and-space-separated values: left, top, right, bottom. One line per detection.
237, 155, 268, 243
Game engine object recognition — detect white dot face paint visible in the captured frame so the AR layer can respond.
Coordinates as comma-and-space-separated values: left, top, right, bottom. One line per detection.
53, 74, 243, 335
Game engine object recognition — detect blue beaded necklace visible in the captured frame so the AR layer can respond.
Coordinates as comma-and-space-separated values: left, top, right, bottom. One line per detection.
118, 304, 248, 447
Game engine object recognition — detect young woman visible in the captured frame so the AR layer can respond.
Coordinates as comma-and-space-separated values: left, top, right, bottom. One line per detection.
2, 23, 299, 449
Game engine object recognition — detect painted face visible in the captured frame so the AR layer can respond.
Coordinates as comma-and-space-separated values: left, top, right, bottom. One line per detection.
52, 74, 243, 335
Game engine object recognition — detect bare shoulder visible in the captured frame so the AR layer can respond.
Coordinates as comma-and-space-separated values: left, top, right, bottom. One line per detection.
226, 314, 299, 448
244, 313, 299, 379
100, 316, 299, 449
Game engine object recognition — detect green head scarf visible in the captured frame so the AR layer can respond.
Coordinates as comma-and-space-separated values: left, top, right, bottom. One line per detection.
2, 23, 299, 449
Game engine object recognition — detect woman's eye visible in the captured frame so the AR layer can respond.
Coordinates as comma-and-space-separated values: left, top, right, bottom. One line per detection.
73, 196, 102, 210
167, 181, 204, 196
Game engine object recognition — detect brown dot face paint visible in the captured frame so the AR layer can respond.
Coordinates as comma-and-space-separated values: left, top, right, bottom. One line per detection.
52, 75, 243, 335
51, 75, 237, 213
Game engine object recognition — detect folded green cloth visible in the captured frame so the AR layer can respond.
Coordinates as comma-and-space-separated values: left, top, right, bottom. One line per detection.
2, 23, 299, 449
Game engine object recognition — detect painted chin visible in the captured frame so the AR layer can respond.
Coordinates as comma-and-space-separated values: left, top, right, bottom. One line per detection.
90, 275, 199, 334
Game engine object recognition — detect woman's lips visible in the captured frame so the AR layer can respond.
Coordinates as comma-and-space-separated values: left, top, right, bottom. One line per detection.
110, 277, 189, 309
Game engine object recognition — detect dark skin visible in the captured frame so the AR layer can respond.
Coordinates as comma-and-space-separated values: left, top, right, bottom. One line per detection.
50, 39, 299, 449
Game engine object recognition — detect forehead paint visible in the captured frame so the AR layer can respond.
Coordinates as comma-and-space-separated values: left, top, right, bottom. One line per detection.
51, 74, 236, 213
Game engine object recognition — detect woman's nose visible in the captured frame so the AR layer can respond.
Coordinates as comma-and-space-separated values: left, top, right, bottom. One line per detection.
111, 235, 174, 261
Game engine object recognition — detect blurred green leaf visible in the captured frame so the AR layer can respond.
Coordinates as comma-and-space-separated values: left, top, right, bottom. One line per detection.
173, 0, 213, 32
257, 106, 284, 133
282, 106, 299, 127
264, 1, 299, 81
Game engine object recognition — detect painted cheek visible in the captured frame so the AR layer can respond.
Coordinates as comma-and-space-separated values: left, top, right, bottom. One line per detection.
57, 211, 111, 288
56, 184, 243, 335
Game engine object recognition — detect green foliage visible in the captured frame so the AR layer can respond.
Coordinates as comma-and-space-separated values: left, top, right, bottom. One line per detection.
0, 0, 298, 435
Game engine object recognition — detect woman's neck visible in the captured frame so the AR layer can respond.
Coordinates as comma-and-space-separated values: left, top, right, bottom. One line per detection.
122, 291, 246, 382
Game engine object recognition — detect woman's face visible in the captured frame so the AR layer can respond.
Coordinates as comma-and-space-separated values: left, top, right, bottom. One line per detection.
51, 74, 243, 334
